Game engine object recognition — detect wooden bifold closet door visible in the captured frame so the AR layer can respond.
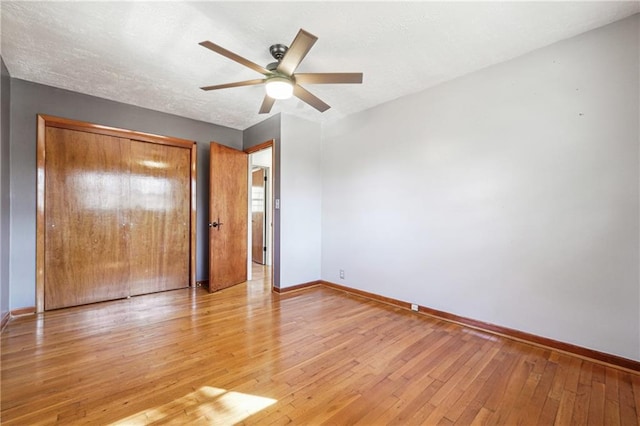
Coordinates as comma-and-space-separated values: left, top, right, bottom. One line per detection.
128, 140, 191, 296
38, 116, 196, 311
44, 128, 131, 309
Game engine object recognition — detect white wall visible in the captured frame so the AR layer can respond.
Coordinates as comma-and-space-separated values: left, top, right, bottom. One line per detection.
280, 114, 322, 287
321, 15, 639, 360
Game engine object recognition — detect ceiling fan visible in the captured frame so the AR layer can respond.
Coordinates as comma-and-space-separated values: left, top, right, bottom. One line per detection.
199, 29, 363, 114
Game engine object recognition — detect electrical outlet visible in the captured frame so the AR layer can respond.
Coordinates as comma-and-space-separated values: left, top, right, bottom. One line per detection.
339, 269, 345, 279
411, 304, 419, 312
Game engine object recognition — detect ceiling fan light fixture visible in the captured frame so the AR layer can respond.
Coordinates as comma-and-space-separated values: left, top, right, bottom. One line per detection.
265, 76, 293, 100
200, 28, 363, 114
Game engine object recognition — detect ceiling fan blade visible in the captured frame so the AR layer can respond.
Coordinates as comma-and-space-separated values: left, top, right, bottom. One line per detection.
293, 85, 330, 112
294, 73, 363, 85
201, 79, 266, 91
259, 95, 276, 114
200, 41, 270, 75
276, 29, 318, 76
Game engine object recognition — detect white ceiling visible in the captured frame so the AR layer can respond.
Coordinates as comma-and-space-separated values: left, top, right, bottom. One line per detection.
1, 2, 638, 130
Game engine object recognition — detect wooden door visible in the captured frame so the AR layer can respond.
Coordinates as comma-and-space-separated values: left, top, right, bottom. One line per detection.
37, 115, 197, 312
209, 142, 248, 292
44, 127, 131, 310
251, 168, 266, 264
128, 140, 191, 295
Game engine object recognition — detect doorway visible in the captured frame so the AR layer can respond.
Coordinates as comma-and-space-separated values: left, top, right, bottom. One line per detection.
207, 139, 275, 293
251, 167, 267, 265
246, 143, 274, 286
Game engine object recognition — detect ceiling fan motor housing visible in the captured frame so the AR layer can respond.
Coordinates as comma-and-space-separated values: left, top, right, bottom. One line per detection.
269, 44, 288, 61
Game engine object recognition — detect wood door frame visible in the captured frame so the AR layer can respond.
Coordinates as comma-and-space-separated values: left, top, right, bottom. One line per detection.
244, 140, 275, 289
36, 115, 197, 312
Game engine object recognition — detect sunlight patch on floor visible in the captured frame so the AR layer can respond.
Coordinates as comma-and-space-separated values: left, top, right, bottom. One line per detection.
111, 386, 277, 425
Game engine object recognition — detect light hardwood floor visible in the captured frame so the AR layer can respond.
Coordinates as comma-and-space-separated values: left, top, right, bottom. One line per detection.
2, 265, 639, 425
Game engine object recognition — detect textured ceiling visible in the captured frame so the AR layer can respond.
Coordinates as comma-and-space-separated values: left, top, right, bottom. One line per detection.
1, 2, 638, 130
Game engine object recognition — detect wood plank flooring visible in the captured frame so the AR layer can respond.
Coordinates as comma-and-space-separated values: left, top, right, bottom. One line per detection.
2, 265, 639, 425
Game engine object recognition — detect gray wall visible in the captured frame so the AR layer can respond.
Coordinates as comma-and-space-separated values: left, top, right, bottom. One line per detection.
321, 15, 640, 360
1, 58, 10, 320
9, 79, 242, 308
243, 114, 281, 287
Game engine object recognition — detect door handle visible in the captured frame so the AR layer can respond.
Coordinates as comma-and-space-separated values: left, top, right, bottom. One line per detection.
209, 218, 224, 230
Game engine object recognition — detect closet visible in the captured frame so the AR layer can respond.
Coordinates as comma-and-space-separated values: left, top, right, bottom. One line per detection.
36, 115, 196, 311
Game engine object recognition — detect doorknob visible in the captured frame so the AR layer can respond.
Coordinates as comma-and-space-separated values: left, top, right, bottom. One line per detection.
209, 218, 224, 230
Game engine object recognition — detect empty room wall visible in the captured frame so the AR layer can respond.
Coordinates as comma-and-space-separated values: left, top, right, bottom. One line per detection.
9, 80, 242, 309
321, 15, 640, 360
280, 114, 322, 288
243, 114, 322, 288
1, 58, 10, 321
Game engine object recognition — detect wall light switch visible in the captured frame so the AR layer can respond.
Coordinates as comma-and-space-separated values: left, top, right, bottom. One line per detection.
275, 199, 280, 209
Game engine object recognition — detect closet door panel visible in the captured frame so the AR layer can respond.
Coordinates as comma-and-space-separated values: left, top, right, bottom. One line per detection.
44, 128, 130, 310
128, 140, 190, 295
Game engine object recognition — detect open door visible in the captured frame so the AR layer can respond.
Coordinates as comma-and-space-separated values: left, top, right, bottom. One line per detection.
209, 142, 248, 292
251, 168, 266, 264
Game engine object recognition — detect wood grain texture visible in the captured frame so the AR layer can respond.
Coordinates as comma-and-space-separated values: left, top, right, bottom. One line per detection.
39, 114, 194, 148
37, 116, 197, 311
273, 280, 322, 293
190, 143, 197, 287
251, 168, 265, 265
209, 142, 248, 292
1, 266, 638, 425
0, 312, 9, 332
44, 127, 131, 310
36, 116, 46, 312
128, 140, 191, 295
9, 307, 36, 316
322, 280, 640, 373
244, 139, 274, 154
251, 211, 265, 264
